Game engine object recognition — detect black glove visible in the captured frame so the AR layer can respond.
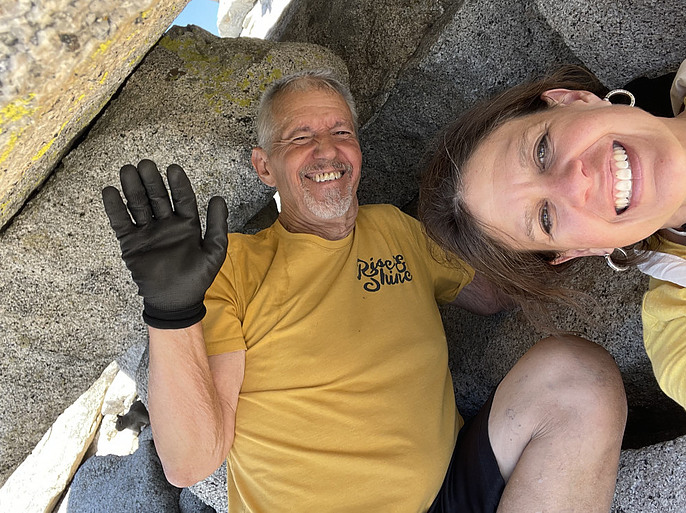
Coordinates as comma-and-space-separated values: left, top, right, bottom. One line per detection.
102, 159, 228, 329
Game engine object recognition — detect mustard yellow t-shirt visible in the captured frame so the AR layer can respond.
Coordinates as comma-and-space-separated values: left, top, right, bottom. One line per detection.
202, 204, 473, 513
642, 238, 686, 409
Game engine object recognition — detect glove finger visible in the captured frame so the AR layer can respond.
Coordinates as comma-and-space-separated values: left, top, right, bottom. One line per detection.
138, 159, 173, 220
167, 163, 200, 221
203, 195, 229, 270
120, 164, 153, 226
102, 186, 134, 237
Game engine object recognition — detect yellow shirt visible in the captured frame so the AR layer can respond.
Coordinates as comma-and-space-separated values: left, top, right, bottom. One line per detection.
642, 238, 686, 409
203, 204, 473, 513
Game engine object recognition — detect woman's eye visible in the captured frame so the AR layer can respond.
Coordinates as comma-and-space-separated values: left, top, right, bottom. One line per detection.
536, 134, 549, 168
540, 201, 552, 235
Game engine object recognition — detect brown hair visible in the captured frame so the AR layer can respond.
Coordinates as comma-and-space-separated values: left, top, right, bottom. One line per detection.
419, 65, 638, 327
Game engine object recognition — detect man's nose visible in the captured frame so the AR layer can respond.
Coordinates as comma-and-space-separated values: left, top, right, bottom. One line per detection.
551, 160, 592, 207
313, 134, 338, 159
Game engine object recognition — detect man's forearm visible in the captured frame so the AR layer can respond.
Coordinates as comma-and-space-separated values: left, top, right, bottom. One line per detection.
147, 323, 234, 487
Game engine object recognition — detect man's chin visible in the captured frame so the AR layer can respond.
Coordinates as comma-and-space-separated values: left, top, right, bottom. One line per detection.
305, 195, 356, 220
303, 185, 357, 219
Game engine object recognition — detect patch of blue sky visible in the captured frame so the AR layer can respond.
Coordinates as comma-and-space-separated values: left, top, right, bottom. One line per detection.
170, 0, 220, 35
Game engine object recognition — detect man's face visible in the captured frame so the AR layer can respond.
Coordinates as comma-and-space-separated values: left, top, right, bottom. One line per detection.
252, 88, 362, 233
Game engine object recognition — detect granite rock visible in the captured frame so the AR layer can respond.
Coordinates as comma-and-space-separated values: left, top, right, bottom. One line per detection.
0, 0, 191, 229
67, 427, 181, 513
536, 0, 686, 87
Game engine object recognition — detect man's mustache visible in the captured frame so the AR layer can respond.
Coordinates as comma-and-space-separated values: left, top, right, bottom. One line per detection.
301, 160, 352, 174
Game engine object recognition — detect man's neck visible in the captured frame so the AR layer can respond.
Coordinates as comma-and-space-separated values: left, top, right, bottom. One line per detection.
278, 204, 358, 241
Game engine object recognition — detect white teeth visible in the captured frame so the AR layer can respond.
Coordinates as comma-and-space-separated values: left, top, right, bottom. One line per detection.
612, 143, 632, 214
615, 168, 631, 180
313, 171, 342, 183
615, 180, 632, 191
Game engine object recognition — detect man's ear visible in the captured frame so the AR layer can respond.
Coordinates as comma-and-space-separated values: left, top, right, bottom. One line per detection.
541, 89, 603, 107
251, 147, 276, 187
551, 247, 614, 265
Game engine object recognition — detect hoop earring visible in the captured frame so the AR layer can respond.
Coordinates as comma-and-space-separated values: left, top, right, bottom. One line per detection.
604, 248, 629, 272
603, 89, 635, 107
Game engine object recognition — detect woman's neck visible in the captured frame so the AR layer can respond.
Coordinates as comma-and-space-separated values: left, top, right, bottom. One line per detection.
667, 113, 686, 228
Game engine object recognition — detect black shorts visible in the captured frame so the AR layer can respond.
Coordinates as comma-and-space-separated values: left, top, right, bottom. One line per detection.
427, 390, 505, 513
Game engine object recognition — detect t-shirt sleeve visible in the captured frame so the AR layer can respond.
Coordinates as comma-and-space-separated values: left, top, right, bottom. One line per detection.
403, 211, 475, 303
428, 242, 475, 304
642, 279, 686, 410
202, 248, 247, 356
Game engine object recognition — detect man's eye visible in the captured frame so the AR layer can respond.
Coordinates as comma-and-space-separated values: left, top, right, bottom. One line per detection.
291, 135, 312, 144
540, 201, 552, 235
333, 130, 352, 136
536, 134, 549, 168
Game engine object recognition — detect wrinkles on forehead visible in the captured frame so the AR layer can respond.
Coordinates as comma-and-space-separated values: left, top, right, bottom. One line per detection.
462, 118, 542, 250
280, 120, 353, 142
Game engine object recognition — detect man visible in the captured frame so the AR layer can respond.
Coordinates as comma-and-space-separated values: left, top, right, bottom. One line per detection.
103, 70, 627, 512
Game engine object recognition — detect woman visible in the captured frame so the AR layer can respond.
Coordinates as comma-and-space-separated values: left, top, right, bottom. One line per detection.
419, 63, 686, 408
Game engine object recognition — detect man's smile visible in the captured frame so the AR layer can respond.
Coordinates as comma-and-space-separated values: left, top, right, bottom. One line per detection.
311, 170, 343, 182
302, 160, 352, 184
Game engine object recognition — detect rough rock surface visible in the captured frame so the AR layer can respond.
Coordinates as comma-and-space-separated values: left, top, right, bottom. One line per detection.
613, 435, 686, 512
0, 0, 191, 229
0, 26, 347, 485
67, 427, 181, 513
270, 0, 451, 125
537, 0, 686, 86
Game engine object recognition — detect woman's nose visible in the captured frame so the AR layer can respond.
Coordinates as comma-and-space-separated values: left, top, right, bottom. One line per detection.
552, 160, 592, 207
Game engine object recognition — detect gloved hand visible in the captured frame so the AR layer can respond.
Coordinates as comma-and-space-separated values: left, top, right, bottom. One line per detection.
102, 159, 228, 329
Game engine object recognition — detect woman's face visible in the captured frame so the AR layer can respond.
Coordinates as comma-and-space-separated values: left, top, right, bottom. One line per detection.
461, 89, 686, 261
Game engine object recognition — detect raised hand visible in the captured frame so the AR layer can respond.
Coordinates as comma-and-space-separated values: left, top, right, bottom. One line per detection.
102, 159, 228, 329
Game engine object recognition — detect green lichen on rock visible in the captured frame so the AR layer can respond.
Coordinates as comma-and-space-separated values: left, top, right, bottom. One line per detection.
157, 29, 344, 118
0, 95, 37, 133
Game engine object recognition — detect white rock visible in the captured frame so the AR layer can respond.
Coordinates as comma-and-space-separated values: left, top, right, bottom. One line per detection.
240, 0, 292, 38
93, 412, 140, 457
217, 0, 257, 37
101, 368, 137, 416
0, 361, 118, 513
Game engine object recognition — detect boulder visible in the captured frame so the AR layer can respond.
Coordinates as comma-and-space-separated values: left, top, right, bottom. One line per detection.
217, 0, 256, 37
269, 0, 450, 125
67, 427, 182, 513
0, 362, 118, 512
537, 0, 686, 87
0, 0, 191, 229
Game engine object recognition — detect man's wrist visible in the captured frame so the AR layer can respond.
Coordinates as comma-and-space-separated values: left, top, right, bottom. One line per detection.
142, 302, 206, 330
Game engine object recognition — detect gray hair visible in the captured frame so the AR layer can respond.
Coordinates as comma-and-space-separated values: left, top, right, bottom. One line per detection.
256, 70, 358, 152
